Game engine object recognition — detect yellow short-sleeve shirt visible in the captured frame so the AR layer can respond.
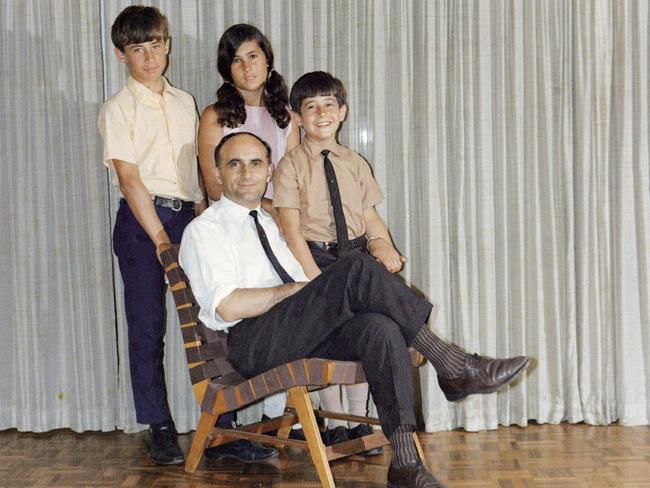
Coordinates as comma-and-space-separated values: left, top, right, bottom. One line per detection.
98, 76, 202, 202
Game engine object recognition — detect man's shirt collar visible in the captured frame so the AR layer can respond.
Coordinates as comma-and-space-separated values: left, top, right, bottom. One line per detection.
218, 195, 262, 224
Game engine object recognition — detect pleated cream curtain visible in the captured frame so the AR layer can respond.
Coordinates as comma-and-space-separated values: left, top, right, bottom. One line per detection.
0, 0, 118, 431
1, 0, 648, 433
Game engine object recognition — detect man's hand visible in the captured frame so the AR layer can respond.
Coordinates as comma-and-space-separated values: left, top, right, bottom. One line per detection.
367, 238, 406, 273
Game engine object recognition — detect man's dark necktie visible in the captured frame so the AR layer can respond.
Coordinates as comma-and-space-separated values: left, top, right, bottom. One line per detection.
321, 149, 349, 251
249, 210, 295, 284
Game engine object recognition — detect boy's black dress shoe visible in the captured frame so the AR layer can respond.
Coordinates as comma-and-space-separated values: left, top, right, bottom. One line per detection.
321, 426, 349, 446
288, 428, 306, 440
387, 461, 446, 488
347, 423, 383, 456
261, 414, 306, 440
148, 424, 185, 466
265, 427, 305, 440
204, 439, 278, 463
438, 354, 530, 402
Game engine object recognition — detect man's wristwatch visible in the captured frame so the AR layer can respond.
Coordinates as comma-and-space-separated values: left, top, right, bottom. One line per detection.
365, 235, 383, 252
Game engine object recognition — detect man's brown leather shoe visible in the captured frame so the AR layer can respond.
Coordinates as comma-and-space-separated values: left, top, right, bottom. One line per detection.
437, 354, 529, 402
387, 461, 446, 488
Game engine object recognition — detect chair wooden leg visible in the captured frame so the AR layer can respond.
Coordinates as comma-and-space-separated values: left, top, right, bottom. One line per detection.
276, 423, 292, 438
185, 411, 218, 473
276, 411, 294, 440
287, 386, 335, 488
275, 424, 291, 449
413, 431, 425, 465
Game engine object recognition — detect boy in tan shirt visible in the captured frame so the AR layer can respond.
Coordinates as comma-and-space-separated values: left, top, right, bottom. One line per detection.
274, 71, 406, 451
273, 73, 529, 476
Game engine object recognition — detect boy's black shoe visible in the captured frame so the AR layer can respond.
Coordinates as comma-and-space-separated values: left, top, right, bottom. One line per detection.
148, 424, 184, 466
347, 423, 384, 456
321, 425, 349, 446
288, 428, 306, 440
204, 439, 278, 463
387, 460, 446, 488
261, 414, 305, 440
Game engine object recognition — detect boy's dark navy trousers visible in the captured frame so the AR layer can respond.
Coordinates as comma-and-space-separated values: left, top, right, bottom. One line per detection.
112, 199, 194, 425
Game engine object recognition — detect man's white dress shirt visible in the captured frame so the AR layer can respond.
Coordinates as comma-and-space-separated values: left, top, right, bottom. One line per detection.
179, 196, 309, 331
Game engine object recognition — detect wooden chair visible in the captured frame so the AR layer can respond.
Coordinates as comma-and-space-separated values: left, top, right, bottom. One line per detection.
157, 243, 424, 487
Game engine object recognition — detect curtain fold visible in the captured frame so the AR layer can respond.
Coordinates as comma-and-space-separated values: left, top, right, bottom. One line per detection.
1, 0, 648, 433
1, 0, 117, 432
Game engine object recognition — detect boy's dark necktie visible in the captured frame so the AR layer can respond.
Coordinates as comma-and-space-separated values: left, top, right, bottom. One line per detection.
321, 150, 349, 251
249, 210, 295, 284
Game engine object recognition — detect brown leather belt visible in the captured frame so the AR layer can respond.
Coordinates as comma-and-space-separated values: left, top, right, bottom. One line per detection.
307, 235, 367, 253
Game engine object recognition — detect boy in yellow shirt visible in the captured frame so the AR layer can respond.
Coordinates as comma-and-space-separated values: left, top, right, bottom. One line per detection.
98, 6, 202, 465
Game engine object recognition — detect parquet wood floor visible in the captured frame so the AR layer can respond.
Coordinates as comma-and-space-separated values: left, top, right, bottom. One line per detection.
1, 423, 648, 487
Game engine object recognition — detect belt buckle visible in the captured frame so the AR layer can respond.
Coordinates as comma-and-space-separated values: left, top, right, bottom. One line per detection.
171, 199, 182, 212
324, 241, 337, 252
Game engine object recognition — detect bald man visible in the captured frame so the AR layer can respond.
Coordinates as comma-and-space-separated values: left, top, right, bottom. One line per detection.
180, 132, 529, 488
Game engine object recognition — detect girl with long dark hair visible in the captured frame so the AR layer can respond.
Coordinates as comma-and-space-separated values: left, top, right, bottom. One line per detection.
198, 24, 299, 202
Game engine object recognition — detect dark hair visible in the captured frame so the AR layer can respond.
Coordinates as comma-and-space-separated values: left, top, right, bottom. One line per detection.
290, 71, 347, 113
111, 6, 169, 52
213, 24, 291, 129
214, 132, 272, 168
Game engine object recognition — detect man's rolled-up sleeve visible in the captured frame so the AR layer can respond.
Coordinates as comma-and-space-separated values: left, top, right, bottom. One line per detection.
179, 223, 241, 331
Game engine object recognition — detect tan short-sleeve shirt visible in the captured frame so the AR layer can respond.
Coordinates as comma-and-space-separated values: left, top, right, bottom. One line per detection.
98, 76, 203, 202
273, 137, 383, 242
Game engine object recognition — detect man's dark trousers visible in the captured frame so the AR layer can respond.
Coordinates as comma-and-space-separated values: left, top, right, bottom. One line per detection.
227, 252, 433, 436
113, 199, 195, 425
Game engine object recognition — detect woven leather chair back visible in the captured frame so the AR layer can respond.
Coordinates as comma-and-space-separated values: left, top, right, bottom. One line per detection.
158, 244, 244, 403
